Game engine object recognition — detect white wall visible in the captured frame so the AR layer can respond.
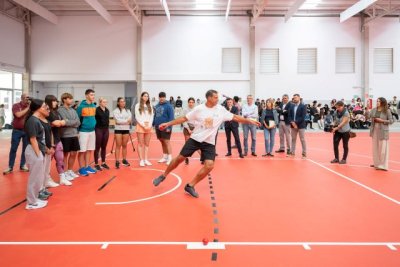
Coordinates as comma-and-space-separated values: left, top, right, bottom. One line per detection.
255, 17, 362, 102
0, 14, 25, 72
142, 16, 250, 100
35, 82, 125, 111
31, 16, 137, 81
369, 18, 400, 99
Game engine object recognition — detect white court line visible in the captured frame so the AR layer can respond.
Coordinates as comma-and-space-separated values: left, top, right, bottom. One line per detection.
320, 162, 400, 173
307, 159, 400, 205
309, 147, 400, 165
105, 157, 303, 161
0, 241, 399, 251
95, 169, 182, 205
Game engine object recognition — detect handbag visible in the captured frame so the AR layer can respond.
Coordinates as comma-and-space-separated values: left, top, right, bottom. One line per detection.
349, 131, 357, 138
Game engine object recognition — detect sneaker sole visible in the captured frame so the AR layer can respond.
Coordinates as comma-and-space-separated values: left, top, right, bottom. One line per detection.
184, 190, 199, 198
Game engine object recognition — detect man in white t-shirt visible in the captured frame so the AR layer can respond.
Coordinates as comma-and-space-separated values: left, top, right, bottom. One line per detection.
152, 89, 261, 198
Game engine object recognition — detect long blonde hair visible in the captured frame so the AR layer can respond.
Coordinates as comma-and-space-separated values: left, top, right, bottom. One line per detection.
139, 92, 152, 115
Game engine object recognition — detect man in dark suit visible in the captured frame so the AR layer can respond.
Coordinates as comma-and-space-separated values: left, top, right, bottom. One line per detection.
275, 94, 292, 155
288, 93, 307, 158
224, 98, 244, 158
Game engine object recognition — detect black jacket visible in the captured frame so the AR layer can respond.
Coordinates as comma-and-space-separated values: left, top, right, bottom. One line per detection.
95, 106, 110, 129
224, 106, 239, 128
276, 102, 292, 125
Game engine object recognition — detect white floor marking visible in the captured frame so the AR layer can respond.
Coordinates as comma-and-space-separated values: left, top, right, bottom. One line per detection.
320, 162, 400, 172
0, 241, 399, 251
95, 169, 182, 205
307, 159, 400, 205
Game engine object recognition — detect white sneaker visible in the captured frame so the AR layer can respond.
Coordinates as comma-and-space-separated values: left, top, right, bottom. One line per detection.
26, 199, 48, 210
158, 157, 167, 163
139, 160, 145, 167
59, 173, 72, 186
144, 160, 152, 166
46, 178, 59, 188
66, 170, 78, 180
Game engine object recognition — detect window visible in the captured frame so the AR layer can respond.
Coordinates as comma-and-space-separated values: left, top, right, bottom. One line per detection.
336, 47, 355, 73
260, 48, 279, 74
14, 73, 22, 89
0, 70, 13, 88
222, 48, 241, 73
298, 48, 317, 74
374, 48, 393, 73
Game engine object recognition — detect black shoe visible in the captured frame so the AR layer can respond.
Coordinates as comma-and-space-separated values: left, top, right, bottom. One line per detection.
41, 189, 53, 197
38, 190, 49, 200
94, 164, 102, 171
184, 184, 199, 198
262, 154, 268, 157
239, 154, 244, 158
185, 158, 189, 165
215, 153, 218, 156
339, 159, 347, 164
251, 152, 257, 157
101, 163, 110, 170
153, 174, 166, 186
275, 149, 285, 153
269, 153, 274, 157
115, 161, 120, 169
243, 152, 248, 157
225, 153, 232, 156
370, 164, 375, 168
122, 159, 130, 167
331, 159, 339, 164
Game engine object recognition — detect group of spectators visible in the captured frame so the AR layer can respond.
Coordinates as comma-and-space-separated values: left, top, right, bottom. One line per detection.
2, 90, 397, 206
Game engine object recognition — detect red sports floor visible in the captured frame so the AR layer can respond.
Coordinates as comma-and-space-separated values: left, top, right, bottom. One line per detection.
1, 130, 400, 266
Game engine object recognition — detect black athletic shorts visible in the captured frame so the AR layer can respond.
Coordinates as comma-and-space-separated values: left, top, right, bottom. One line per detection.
61, 137, 80, 153
156, 129, 172, 140
180, 138, 216, 161
114, 130, 130, 135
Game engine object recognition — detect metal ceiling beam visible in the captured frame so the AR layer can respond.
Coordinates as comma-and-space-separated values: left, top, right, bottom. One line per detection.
84, 0, 114, 24
225, 0, 231, 21
340, 0, 378, 23
12, 0, 58, 24
364, 3, 400, 25
284, 0, 306, 22
160, 0, 170, 21
250, 0, 268, 25
121, 0, 142, 26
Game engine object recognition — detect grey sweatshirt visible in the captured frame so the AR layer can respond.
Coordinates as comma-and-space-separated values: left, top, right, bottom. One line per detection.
58, 106, 81, 138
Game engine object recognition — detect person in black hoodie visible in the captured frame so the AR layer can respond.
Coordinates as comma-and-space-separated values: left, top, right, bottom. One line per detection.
94, 97, 110, 171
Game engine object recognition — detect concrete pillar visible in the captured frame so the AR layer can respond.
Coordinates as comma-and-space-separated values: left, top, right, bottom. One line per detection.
136, 22, 142, 101
249, 22, 256, 97
361, 15, 370, 102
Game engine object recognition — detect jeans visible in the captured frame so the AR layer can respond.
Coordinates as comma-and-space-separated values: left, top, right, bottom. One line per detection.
8, 129, 28, 169
242, 124, 257, 153
263, 127, 276, 154
333, 131, 350, 160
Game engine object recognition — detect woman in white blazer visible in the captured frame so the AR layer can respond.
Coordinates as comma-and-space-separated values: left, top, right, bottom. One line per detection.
135, 92, 154, 167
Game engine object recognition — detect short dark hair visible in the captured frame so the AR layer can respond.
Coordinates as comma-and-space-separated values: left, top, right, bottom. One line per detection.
335, 101, 345, 107
188, 97, 195, 103
293, 93, 300, 97
205, 89, 218, 99
226, 97, 233, 101
233, 96, 239, 102
85, 89, 95, 95
159, 92, 166, 98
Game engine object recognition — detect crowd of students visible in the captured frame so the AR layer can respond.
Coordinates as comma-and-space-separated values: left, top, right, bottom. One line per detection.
2, 90, 397, 206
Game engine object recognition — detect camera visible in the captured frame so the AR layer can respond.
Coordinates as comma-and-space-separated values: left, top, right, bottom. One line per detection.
324, 124, 334, 133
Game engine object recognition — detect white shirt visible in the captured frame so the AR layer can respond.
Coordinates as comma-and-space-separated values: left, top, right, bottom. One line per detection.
113, 108, 132, 131
241, 103, 258, 120
134, 103, 153, 128
186, 104, 234, 145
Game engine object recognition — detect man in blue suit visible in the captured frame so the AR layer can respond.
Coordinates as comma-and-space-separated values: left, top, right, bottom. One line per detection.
288, 93, 307, 158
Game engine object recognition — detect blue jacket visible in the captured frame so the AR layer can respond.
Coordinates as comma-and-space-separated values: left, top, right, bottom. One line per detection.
76, 100, 96, 132
261, 108, 279, 130
153, 101, 174, 131
288, 102, 307, 129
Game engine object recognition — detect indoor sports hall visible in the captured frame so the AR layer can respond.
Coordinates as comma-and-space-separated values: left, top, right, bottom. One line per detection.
1, 0, 400, 266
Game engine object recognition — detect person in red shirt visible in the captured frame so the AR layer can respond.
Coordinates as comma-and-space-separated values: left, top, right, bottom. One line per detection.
3, 93, 31, 174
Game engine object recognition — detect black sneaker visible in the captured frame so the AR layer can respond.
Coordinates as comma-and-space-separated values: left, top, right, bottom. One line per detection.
184, 184, 199, 198
251, 152, 257, 157
38, 190, 49, 200
185, 158, 189, 165
331, 159, 339, 164
43, 189, 53, 197
153, 174, 166, 186
339, 159, 347, 164
122, 159, 130, 167
94, 164, 102, 171
101, 163, 110, 170
239, 153, 244, 158
225, 153, 232, 156
275, 149, 285, 153
116, 161, 120, 169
